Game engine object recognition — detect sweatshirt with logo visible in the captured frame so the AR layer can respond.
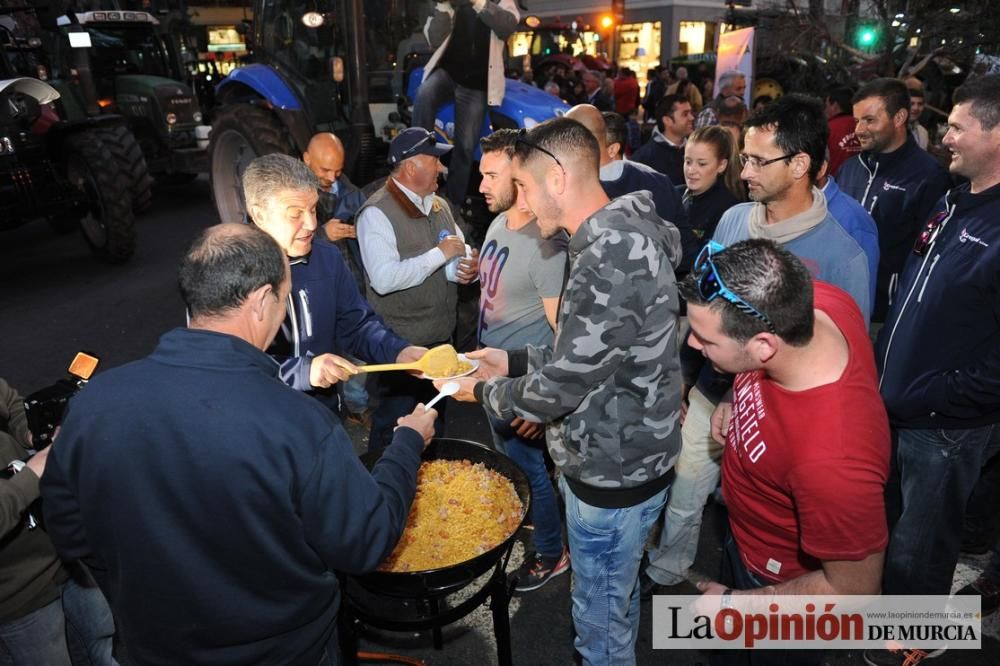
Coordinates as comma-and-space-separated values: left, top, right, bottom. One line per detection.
837, 134, 950, 320
876, 182, 1000, 429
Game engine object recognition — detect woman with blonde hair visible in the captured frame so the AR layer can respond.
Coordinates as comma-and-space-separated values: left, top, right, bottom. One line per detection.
676, 125, 745, 273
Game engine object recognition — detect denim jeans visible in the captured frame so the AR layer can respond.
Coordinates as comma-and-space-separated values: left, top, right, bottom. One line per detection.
560, 475, 668, 666
487, 413, 563, 560
884, 424, 1000, 595
646, 386, 722, 585
61, 575, 117, 666
412, 68, 487, 207
712, 535, 822, 666
338, 356, 369, 415
0, 596, 71, 666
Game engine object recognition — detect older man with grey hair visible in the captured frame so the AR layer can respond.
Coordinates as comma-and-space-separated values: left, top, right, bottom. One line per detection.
696, 68, 747, 129
242, 153, 425, 408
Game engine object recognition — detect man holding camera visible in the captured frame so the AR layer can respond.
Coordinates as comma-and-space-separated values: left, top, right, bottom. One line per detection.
413, 0, 519, 206
1, 379, 115, 665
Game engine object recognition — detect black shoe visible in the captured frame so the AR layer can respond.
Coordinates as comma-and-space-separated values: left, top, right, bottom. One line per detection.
512, 548, 570, 593
957, 574, 1000, 616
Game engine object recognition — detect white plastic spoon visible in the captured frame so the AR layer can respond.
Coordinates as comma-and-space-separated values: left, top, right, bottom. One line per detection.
424, 381, 460, 412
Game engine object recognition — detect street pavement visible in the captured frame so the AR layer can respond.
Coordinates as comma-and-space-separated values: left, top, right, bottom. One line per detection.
1, 176, 997, 665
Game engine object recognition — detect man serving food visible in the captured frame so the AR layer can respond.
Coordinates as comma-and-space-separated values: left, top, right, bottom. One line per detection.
242, 153, 426, 414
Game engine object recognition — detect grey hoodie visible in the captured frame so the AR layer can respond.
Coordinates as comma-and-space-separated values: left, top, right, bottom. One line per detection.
479, 192, 683, 507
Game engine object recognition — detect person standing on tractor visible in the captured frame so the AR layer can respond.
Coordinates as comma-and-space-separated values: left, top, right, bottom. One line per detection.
412, 0, 519, 208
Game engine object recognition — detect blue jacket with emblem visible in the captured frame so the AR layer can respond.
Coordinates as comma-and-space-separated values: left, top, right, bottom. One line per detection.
837, 134, 950, 320
875, 182, 1000, 429
269, 239, 409, 390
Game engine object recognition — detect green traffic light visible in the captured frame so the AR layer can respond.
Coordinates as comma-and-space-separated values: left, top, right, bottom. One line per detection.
859, 29, 876, 45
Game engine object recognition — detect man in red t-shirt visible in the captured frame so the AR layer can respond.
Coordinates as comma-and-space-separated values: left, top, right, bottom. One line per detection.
826, 86, 861, 175
679, 240, 889, 626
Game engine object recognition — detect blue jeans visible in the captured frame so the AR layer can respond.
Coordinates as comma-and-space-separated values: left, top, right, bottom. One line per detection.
487, 414, 563, 560
884, 424, 1000, 595
0, 596, 71, 666
339, 356, 369, 414
61, 575, 117, 666
412, 68, 487, 206
560, 476, 667, 666
713, 535, 821, 666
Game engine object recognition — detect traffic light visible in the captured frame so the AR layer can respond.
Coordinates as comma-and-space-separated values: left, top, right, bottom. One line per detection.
854, 24, 881, 49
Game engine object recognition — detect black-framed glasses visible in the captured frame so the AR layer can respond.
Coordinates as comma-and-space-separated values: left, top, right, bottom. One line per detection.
739, 152, 797, 170
913, 210, 949, 257
398, 132, 436, 160
693, 241, 777, 334
515, 128, 565, 171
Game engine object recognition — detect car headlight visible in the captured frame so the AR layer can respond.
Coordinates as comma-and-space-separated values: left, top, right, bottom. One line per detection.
165, 112, 177, 125
523, 117, 539, 129
193, 111, 203, 123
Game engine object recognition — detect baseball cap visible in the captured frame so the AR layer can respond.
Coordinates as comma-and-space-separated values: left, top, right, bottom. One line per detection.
388, 127, 452, 165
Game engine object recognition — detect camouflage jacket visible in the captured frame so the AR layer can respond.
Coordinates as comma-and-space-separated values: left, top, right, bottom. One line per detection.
481, 192, 683, 506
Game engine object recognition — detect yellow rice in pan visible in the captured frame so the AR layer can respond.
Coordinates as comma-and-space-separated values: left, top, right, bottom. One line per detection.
378, 459, 524, 572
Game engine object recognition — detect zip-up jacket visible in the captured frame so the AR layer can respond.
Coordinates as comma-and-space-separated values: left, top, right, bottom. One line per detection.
876, 182, 1000, 429
269, 239, 409, 390
837, 134, 950, 320
41, 329, 424, 664
476, 192, 683, 508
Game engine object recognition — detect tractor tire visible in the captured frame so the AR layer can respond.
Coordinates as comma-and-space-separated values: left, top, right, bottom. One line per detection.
209, 104, 294, 224
97, 124, 154, 214
64, 131, 137, 263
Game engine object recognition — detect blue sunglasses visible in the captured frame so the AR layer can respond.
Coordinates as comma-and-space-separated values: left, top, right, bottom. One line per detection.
693, 241, 777, 334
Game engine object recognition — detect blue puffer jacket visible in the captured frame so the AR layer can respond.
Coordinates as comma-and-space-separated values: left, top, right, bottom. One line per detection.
876, 182, 1000, 429
269, 239, 409, 390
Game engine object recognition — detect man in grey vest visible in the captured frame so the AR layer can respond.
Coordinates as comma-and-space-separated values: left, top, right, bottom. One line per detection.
357, 127, 479, 449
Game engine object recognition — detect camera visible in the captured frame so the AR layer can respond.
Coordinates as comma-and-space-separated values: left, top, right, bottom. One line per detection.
22, 352, 99, 448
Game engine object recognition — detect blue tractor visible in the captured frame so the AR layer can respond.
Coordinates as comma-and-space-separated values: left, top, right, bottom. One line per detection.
208, 0, 568, 225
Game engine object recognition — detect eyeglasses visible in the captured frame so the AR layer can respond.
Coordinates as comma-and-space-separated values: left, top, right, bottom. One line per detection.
398, 132, 436, 161
913, 210, 949, 257
739, 152, 796, 170
515, 128, 565, 171
692, 241, 777, 334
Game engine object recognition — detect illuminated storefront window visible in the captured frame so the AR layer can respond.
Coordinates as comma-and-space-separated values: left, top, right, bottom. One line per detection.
617, 21, 661, 94
679, 21, 707, 56
207, 26, 245, 53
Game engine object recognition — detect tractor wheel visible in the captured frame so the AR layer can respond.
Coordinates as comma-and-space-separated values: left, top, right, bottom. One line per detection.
64, 131, 137, 263
209, 104, 294, 224
97, 124, 154, 214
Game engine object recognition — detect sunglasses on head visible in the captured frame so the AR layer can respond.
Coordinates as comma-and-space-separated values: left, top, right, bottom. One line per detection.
692, 241, 777, 334
515, 128, 565, 171
398, 133, 435, 161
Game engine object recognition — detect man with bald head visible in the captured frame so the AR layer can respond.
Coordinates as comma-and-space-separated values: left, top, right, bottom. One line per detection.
566, 104, 687, 236
303, 132, 371, 418
441, 117, 682, 664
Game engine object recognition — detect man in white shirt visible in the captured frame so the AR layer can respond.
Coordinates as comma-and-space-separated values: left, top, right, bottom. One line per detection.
356, 127, 479, 449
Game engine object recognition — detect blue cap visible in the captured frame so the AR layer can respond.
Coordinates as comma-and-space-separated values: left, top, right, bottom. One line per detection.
388, 127, 453, 166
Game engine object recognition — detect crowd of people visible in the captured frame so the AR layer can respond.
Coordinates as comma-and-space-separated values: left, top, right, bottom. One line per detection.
3, 24, 1000, 666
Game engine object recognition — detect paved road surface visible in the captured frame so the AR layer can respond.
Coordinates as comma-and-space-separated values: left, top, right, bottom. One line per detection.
1, 177, 996, 665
